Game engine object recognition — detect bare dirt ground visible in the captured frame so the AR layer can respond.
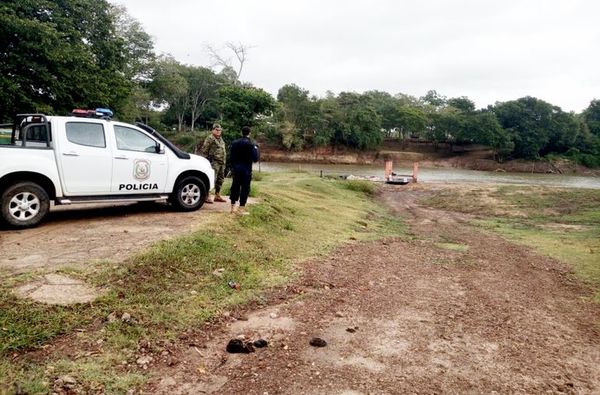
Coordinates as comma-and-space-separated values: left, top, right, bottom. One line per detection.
3, 185, 599, 393
147, 184, 600, 394
0, 200, 239, 275
0, 198, 249, 304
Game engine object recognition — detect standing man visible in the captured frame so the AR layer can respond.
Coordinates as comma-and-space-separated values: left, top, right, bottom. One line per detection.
199, 123, 227, 203
229, 126, 259, 215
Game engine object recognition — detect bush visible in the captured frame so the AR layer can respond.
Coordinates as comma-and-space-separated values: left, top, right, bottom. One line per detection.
341, 180, 377, 196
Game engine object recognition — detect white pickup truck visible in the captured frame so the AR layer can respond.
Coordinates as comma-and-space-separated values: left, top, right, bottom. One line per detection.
0, 113, 214, 228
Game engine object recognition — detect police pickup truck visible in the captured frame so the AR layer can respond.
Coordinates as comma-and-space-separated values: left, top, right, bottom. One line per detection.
0, 112, 215, 228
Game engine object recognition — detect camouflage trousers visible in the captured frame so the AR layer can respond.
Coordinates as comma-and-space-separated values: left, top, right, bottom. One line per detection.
211, 161, 225, 193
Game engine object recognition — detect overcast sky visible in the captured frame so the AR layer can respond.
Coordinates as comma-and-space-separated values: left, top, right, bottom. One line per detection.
113, 0, 599, 113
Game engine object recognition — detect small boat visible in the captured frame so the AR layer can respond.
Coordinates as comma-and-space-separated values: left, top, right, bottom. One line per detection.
385, 176, 411, 185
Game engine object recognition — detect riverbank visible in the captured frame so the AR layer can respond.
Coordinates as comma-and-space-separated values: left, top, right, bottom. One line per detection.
2, 176, 599, 393
260, 145, 600, 176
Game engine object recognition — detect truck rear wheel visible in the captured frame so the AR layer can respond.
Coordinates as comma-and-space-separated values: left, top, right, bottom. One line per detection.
171, 176, 207, 211
1, 182, 50, 228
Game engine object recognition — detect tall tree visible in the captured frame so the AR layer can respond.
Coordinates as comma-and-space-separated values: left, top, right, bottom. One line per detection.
184, 66, 223, 131
420, 90, 447, 108
150, 57, 188, 131
395, 105, 428, 141
494, 97, 554, 159
463, 111, 513, 160
0, 0, 146, 121
216, 85, 276, 142
205, 42, 251, 83
331, 92, 383, 149
276, 84, 320, 149
583, 99, 600, 137
543, 109, 579, 154
447, 96, 476, 113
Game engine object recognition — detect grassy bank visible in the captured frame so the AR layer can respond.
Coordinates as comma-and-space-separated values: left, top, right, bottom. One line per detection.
422, 185, 600, 301
0, 172, 404, 393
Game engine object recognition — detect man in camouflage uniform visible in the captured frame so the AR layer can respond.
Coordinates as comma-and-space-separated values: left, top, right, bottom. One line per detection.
199, 123, 227, 203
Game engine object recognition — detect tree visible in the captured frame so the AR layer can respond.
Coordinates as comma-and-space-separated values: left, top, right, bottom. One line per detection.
543, 109, 579, 155
0, 0, 147, 121
427, 107, 463, 149
327, 92, 383, 150
275, 84, 320, 149
184, 66, 223, 131
150, 57, 188, 131
421, 90, 447, 108
364, 91, 398, 134
109, 5, 155, 82
583, 99, 600, 137
216, 85, 276, 142
493, 97, 554, 159
447, 96, 476, 113
463, 111, 513, 160
205, 42, 251, 83
395, 105, 428, 141
119, 85, 152, 123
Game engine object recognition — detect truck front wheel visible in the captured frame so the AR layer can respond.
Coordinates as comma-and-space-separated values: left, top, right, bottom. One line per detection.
1, 182, 50, 228
171, 176, 207, 211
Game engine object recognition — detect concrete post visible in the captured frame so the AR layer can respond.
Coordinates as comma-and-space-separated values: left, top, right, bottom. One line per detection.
412, 162, 419, 183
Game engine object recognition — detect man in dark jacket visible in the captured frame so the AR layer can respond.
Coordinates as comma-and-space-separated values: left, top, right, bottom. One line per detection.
229, 126, 259, 215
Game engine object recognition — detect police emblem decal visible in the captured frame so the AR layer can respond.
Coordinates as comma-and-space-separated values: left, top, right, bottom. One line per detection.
133, 159, 151, 181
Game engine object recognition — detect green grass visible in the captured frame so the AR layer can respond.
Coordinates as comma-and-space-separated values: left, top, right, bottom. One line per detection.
422, 185, 600, 301
0, 172, 404, 393
435, 242, 469, 252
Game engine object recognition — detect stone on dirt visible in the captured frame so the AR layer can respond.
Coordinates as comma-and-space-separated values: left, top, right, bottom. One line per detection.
309, 337, 327, 347
226, 339, 255, 353
253, 339, 269, 348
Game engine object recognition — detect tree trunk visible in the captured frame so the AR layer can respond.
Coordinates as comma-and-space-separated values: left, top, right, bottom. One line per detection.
190, 110, 196, 132
178, 113, 184, 132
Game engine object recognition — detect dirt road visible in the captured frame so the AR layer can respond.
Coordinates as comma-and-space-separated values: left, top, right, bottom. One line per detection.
149, 185, 600, 394
0, 200, 237, 275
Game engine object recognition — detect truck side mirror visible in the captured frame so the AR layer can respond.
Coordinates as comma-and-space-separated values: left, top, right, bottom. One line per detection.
155, 143, 165, 154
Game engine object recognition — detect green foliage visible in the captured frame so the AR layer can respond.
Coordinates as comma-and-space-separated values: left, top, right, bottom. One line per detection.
447, 96, 475, 113
395, 105, 428, 139
0, 0, 151, 121
217, 85, 276, 142
342, 180, 377, 195
427, 107, 463, 147
463, 111, 513, 158
420, 90, 447, 108
584, 99, 600, 137
275, 84, 321, 150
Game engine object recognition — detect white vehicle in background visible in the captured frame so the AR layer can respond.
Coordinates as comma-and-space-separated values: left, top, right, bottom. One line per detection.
0, 112, 214, 228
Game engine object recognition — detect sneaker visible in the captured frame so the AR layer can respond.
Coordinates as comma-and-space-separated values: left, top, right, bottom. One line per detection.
205, 195, 214, 204
230, 204, 237, 214
214, 194, 227, 203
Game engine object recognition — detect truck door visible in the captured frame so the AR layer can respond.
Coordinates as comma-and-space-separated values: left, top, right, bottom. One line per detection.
58, 121, 112, 194
110, 125, 169, 194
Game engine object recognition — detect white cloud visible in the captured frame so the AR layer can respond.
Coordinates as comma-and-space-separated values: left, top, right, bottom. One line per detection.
113, 0, 600, 112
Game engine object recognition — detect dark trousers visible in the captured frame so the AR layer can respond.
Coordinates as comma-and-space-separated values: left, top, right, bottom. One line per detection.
230, 169, 252, 206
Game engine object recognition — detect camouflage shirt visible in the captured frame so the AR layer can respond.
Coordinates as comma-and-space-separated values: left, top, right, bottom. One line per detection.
200, 134, 226, 165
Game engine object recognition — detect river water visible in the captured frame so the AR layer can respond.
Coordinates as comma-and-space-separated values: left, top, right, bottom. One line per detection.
258, 162, 600, 189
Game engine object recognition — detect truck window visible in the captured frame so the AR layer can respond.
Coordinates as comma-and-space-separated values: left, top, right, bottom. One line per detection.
25, 124, 49, 142
66, 122, 106, 148
0, 127, 10, 145
114, 126, 156, 153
